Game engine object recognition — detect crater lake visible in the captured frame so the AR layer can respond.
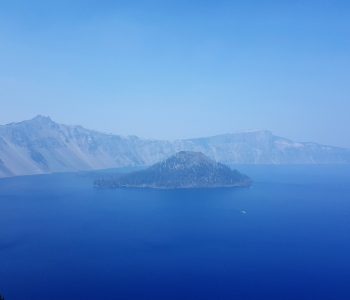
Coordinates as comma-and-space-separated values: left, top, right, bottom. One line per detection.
1, 165, 350, 300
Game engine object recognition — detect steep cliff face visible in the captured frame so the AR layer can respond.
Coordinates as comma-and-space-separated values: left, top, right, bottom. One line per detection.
0, 115, 168, 177
1, 116, 350, 178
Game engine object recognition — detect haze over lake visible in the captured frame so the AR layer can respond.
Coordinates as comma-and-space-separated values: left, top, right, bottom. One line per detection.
1, 165, 350, 300
2, 1, 350, 299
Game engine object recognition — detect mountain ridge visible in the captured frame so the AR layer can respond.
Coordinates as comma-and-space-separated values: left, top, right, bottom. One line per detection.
0, 115, 349, 178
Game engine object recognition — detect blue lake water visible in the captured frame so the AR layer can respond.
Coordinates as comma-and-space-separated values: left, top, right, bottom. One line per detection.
0, 166, 350, 300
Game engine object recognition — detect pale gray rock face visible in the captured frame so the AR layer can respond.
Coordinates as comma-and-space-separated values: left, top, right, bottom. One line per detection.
0, 116, 349, 178
94, 151, 252, 189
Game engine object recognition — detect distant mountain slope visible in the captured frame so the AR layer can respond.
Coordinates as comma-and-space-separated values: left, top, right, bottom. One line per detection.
95, 151, 251, 189
183, 131, 350, 165
0, 115, 170, 178
0, 115, 349, 178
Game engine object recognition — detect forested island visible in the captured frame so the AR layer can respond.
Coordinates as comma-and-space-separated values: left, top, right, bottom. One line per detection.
94, 151, 251, 189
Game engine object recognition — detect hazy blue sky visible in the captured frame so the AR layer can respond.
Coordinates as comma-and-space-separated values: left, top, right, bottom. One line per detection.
1, 0, 349, 147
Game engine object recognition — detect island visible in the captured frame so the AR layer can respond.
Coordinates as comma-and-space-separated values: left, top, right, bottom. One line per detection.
94, 151, 251, 189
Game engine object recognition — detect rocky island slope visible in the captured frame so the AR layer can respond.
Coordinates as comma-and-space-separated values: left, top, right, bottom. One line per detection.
94, 151, 251, 189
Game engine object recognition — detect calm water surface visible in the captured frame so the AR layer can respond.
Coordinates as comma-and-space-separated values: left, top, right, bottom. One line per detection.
0, 166, 350, 300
